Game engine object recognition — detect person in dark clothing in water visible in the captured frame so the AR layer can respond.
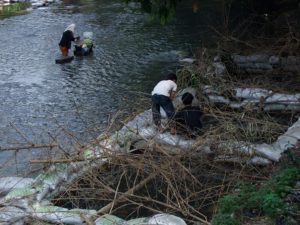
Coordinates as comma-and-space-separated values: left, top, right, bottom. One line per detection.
59, 24, 79, 56
171, 92, 204, 138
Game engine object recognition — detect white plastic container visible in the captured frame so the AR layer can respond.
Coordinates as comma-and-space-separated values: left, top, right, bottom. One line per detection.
83, 32, 93, 39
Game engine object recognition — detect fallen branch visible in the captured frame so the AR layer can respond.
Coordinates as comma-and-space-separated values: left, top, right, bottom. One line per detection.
29, 158, 85, 164
0, 144, 57, 151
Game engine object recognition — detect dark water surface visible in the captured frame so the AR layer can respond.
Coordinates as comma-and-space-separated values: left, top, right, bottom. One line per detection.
0, 0, 217, 176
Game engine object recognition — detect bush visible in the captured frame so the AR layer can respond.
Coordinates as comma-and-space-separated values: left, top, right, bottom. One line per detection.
212, 166, 300, 225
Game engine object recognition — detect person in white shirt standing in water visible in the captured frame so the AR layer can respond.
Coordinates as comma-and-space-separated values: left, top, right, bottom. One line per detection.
151, 73, 177, 132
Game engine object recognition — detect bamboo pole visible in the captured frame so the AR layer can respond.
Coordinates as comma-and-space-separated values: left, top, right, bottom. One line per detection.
0, 144, 57, 151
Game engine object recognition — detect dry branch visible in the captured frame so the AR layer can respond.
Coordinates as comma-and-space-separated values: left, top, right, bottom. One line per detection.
0, 144, 57, 151
96, 172, 158, 215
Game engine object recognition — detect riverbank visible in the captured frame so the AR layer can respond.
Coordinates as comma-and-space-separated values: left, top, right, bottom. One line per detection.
0, 0, 60, 18
0, 1, 30, 17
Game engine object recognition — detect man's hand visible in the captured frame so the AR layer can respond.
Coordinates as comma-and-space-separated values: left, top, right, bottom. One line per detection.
170, 91, 176, 99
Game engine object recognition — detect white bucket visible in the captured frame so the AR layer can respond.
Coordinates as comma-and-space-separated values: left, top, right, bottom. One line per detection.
83, 32, 93, 39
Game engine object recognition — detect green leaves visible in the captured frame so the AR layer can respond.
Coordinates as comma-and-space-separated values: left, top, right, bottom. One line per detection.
212, 165, 300, 225
211, 213, 240, 225
261, 193, 283, 216
0, 2, 30, 18
123, 0, 180, 24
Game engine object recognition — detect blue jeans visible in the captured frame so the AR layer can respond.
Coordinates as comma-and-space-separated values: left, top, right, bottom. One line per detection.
151, 94, 175, 126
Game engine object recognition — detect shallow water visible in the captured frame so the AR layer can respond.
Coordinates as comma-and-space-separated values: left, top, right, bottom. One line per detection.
0, 0, 217, 176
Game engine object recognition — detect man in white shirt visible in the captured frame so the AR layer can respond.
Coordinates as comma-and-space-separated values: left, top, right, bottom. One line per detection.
151, 73, 177, 131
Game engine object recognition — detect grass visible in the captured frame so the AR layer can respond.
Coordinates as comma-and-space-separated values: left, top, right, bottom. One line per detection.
0, 2, 31, 18
212, 161, 300, 225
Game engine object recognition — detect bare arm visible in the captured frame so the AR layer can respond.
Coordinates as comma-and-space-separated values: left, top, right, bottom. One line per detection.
170, 90, 176, 99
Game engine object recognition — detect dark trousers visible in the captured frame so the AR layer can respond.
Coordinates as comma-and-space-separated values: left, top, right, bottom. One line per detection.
151, 94, 175, 126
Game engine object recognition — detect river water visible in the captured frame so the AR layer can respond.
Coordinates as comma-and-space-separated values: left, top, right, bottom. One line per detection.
0, 0, 218, 176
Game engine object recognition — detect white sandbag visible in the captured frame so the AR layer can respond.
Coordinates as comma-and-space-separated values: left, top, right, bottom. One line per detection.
138, 126, 157, 138
122, 110, 152, 131
255, 143, 281, 161
4, 187, 37, 202
148, 214, 187, 225
127, 217, 149, 225
35, 184, 51, 202
156, 133, 195, 149
249, 156, 271, 165
263, 104, 300, 111
29, 205, 92, 225
202, 85, 220, 95
0, 206, 26, 223
6, 199, 29, 210
0, 177, 34, 195
95, 214, 126, 225
217, 141, 255, 155
229, 99, 259, 109
285, 126, 300, 139
207, 95, 230, 104
291, 117, 300, 128
235, 88, 270, 99
273, 135, 298, 150
232, 54, 269, 63
265, 93, 300, 104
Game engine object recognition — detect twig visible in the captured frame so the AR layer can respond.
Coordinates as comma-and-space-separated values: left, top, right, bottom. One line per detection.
0, 144, 57, 151
109, 170, 126, 214
96, 172, 158, 215
30, 158, 84, 164
209, 26, 256, 48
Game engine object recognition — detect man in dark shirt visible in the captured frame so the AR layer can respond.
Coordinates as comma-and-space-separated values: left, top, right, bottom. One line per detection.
172, 92, 204, 138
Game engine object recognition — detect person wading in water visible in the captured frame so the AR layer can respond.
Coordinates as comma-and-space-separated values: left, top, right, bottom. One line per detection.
58, 24, 79, 56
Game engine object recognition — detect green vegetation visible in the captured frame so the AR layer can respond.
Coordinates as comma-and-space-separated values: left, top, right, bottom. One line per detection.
212, 165, 300, 225
0, 2, 31, 18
